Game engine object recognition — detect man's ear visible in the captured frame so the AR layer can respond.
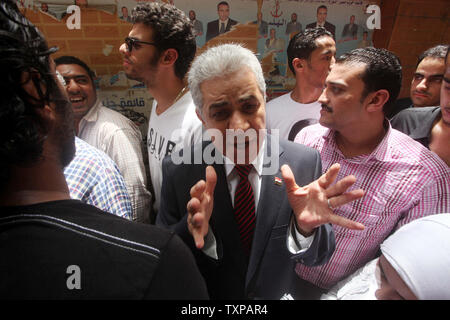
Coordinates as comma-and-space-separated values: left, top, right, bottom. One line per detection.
292, 57, 305, 74
160, 48, 178, 66
21, 70, 43, 101
195, 108, 205, 125
365, 89, 389, 113
21, 70, 55, 123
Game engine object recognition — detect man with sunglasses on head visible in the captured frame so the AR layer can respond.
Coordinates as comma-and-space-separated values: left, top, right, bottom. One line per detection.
55, 55, 152, 224
119, 2, 202, 218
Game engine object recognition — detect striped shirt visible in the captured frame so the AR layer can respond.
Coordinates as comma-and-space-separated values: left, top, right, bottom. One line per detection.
294, 123, 450, 289
64, 137, 133, 220
79, 99, 152, 222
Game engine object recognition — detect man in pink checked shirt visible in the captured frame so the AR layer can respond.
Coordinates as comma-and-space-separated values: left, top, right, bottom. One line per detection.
294, 47, 450, 299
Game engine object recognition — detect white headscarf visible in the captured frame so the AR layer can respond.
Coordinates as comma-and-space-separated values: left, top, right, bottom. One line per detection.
380, 214, 450, 300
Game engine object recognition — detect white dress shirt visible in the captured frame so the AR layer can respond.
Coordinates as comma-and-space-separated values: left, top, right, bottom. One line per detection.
78, 99, 152, 222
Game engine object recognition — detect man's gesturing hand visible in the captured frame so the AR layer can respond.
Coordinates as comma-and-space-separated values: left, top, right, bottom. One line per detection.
186, 166, 217, 249
281, 163, 365, 236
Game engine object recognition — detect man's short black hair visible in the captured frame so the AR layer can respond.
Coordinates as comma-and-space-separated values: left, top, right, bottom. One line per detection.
317, 5, 327, 13
416, 44, 449, 67
337, 47, 402, 115
0, 0, 67, 188
131, 2, 196, 80
54, 55, 96, 83
287, 27, 333, 74
217, 1, 229, 9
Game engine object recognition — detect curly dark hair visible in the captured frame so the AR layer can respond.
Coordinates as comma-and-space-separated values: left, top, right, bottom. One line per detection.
0, 0, 67, 189
287, 27, 333, 75
131, 2, 196, 80
337, 47, 402, 114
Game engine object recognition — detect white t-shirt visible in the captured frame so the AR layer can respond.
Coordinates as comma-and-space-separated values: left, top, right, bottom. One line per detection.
266, 92, 321, 141
147, 92, 202, 213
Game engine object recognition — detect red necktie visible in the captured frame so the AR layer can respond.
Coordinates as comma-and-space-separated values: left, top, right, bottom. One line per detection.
234, 165, 256, 255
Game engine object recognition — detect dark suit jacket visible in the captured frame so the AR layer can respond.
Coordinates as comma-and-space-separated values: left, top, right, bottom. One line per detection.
206, 18, 238, 42
306, 21, 336, 39
156, 138, 335, 299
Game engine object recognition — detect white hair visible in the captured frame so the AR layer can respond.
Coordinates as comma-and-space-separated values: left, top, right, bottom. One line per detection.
188, 43, 266, 112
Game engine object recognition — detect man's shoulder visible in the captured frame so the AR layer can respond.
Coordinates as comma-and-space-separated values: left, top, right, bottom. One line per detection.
389, 129, 448, 174
391, 106, 440, 134
97, 105, 141, 134
280, 138, 320, 159
6, 200, 175, 254
66, 138, 119, 176
207, 19, 218, 26
392, 106, 440, 122
266, 92, 291, 107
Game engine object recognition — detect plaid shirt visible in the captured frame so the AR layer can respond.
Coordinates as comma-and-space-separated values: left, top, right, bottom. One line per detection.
64, 137, 132, 220
294, 123, 450, 289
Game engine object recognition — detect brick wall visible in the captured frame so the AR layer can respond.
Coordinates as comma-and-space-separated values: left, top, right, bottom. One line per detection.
23, 7, 131, 77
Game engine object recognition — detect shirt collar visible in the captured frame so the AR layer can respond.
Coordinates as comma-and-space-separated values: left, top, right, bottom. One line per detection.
322, 120, 393, 163
81, 98, 101, 123
224, 139, 265, 179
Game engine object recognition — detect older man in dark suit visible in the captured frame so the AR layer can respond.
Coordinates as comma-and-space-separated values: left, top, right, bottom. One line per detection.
156, 44, 364, 300
205, 1, 238, 42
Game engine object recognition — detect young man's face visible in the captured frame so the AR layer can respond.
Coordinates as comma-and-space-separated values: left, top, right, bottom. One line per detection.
197, 67, 266, 164
318, 62, 369, 132
119, 23, 160, 87
302, 35, 336, 89
56, 63, 97, 123
317, 8, 327, 24
440, 53, 450, 125
218, 4, 230, 21
410, 57, 445, 108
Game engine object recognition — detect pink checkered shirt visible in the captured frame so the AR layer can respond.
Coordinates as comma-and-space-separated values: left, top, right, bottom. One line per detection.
294, 123, 450, 289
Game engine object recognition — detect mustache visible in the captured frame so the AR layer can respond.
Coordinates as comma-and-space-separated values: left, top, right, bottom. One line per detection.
321, 104, 333, 112
413, 90, 431, 96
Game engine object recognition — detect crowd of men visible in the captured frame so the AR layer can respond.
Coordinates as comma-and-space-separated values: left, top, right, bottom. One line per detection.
0, 0, 449, 300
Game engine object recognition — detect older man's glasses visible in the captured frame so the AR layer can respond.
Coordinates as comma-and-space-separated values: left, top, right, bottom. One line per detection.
124, 37, 157, 52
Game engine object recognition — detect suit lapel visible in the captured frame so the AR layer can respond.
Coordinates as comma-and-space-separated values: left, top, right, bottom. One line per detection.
246, 137, 286, 287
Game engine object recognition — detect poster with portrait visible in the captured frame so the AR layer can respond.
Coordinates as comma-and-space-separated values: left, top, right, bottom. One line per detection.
170, 0, 376, 95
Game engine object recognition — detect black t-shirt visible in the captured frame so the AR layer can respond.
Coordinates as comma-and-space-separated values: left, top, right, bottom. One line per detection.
390, 106, 441, 149
0, 200, 208, 299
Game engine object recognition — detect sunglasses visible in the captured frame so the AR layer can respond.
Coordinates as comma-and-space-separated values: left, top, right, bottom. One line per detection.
124, 37, 157, 52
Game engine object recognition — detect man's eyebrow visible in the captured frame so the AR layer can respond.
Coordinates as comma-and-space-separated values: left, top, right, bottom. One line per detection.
238, 95, 258, 103
428, 74, 444, 79
209, 101, 229, 109
327, 80, 347, 87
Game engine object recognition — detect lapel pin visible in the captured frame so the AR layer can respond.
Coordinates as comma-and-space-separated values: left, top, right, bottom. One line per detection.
274, 176, 282, 186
